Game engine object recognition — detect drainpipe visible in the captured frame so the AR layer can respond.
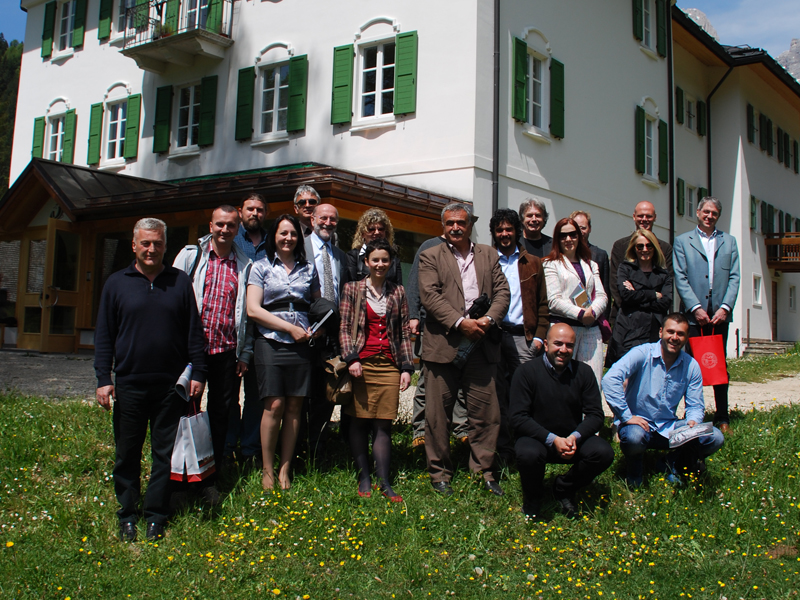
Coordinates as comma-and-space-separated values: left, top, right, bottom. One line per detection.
705, 66, 734, 197
666, 11, 675, 245
491, 0, 500, 214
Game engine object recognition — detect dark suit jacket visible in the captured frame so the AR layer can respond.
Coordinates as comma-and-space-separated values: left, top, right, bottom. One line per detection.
609, 234, 673, 316
419, 242, 510, 364
589, 242, 610, 319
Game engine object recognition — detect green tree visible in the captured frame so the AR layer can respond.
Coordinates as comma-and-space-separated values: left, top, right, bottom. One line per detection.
0, 33, 23, 197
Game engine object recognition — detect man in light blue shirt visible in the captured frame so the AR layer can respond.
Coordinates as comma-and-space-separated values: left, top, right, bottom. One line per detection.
603, 312, 724, 487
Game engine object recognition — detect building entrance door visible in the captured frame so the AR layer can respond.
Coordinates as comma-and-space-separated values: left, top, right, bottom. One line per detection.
16, 219, 81, 352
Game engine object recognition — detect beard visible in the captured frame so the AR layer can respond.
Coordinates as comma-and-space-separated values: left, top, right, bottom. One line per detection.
242, 217, 262, 233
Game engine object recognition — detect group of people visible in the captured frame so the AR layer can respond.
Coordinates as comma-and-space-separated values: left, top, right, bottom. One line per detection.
94, 185, 740, 541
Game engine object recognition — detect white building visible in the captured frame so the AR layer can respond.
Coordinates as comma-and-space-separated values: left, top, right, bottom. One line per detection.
1, 0, 798, 353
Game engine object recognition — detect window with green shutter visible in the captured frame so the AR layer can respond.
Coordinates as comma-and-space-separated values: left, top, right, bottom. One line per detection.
71, 0, 87, 47
794, 140, 799, 173
635, 105, 645, 174
655, 0, 667, 57
198, 75, 218, 146
123, 94, 141, 159
698, 186, 708, 202
783, 132, 791, 168
235, 67, 255, 141
746, 104, 755, 144
787, 213, 793, 233
766, 119, 774, 156
632, 0, 644, 41
153, 85, 173, 153
32, 117, 46, 158
62, 109, 77, 164
165, 0, 180, 32
750, 196, 757, 230
512, 37, 527, 122
658, 119, 668, 183
777, 127, 784, 162
98, 0, 113, 39
779, 210, 785, 233
697, 100, 706, 136
133, 0, 149, 29
394, 31, 418, 115
767, 204, 775, 234
759, 114, 767, 151
41, 2, 57, 58
676, 178, 685, 215
207, 0, 222, 34
287, 55, 309, 131
550, 59, 565, 139
675, 87, 684, 124
87, 103, 103, 165
331, 45, 354, 124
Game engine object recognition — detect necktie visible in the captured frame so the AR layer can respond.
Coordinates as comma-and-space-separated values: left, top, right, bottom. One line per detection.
322, 243, 335, 302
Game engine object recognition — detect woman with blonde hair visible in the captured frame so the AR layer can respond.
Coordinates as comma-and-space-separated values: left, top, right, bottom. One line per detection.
606, 228, 673, 365
343, 208, 403, 286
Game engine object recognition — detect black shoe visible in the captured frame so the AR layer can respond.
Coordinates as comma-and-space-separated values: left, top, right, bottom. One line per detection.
145, 522, 165, 541
200, 484, 223, 507
521, 500, 542, 519
431, 481, 454, 496
119, 522, 137, 542
556, 495, 578, 518
483, 480, 505, 497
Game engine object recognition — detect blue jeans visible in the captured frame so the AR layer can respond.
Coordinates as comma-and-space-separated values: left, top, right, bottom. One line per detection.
618, 420, 725, 482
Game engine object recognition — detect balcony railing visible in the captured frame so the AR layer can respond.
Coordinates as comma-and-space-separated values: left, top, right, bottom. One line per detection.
765, 232, 800, 272
121, 0, 234, 73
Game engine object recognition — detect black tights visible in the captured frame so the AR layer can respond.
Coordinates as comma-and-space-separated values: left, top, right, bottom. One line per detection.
349, 417, 394, 495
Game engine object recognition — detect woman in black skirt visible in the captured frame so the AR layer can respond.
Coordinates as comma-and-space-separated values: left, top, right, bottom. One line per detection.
246, 214, 321, 490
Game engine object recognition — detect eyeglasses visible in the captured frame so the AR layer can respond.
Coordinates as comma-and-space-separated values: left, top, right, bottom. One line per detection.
295, 198, 319, 207
559, 230, 579, 240
635, 243, 654, 251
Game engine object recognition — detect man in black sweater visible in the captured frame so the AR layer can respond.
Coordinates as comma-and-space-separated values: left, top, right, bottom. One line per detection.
95, 218, 206, 543
510, 324, 613, 519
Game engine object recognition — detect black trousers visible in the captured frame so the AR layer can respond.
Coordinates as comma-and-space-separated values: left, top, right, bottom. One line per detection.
113, 380, 185, 525
686, 321, 730, 423
515, 435, 614, 502
205, 350, 239, 475
303, 340, 337, 459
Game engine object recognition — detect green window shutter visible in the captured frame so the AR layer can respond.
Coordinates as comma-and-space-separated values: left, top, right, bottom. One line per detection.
635, 105, 645, 174
98, 0, 114, 39
760, 200, 768, 234
698, 186, 708, 201
153, 85, 173, 153
512, 37, 527, 122
287, 55, 309, 131
749, 196, 757, 230
134, 0, 149, 29
32, 117, 46, 158
206, 0, 222, 34
198, 75, 217, 146
777, 127, 784, 162
746, 104, 755, 144
767, 204, 774, 234
62, 109, 77, 164
394, 31, 418, 115
759, 114, 767, 150
72, 0, 88, 47
658, 119, 668, 183
766, 118, 774, 156
675, 87, 684, 124
124, 94, 141, 159
783, 132, 791, 168
787, 213, 793, 232
87, 103, 103, 165
655, 0, 667, 57
550, 58, 565, 139
632, 0, 643, 41
794, 140, 799, 173
779, 210, 785, 233
165, 0, 181, 32
235, 67, 255, 141
697, 100, 707, 136
331, 44, 354, 124
676, 178, 685, 215
41, 2, 57, 58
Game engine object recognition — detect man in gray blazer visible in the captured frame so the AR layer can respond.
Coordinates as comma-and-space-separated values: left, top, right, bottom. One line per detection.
673, 196, 740, 433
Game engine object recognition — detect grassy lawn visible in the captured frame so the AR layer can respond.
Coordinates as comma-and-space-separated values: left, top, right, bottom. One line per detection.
1, 393, 799, 599
728, 343, 800, 383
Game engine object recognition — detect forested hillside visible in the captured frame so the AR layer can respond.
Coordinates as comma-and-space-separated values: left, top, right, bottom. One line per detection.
0, 34, 23, 197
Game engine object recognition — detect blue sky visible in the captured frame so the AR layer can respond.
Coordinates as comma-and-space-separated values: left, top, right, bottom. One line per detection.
0, 1, 797, 58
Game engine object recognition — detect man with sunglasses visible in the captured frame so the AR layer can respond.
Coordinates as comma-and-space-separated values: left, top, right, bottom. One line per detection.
293, 185, 320, 238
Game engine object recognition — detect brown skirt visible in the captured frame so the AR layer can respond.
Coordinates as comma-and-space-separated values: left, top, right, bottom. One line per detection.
344, 354, 400, 420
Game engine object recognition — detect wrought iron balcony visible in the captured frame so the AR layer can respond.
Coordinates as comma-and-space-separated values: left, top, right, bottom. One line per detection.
120, 0, 234, 74
765, 232, 800, 272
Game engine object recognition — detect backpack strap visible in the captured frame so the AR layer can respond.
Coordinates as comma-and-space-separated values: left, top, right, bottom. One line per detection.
188, 244, 202, 281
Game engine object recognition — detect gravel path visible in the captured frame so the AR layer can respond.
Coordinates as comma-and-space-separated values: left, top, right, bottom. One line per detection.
1, 350, 798, 420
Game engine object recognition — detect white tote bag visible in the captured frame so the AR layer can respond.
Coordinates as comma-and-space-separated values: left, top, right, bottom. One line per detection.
170, 407, 216, 482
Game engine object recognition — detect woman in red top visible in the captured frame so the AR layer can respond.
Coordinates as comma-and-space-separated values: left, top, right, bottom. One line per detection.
339, 239, 414, 501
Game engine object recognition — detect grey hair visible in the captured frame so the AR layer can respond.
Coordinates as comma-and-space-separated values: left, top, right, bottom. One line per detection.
697, 196, 722, 214
133, 217, 167, 242
441, 202, 474, 223
293, 185, 320, 203
519, 198, 549, 225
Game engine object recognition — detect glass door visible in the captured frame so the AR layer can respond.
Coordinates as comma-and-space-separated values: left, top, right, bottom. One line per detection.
16, 227, 48, 350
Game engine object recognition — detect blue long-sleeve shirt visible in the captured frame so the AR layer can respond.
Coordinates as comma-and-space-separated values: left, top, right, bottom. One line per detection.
602, 341, 705, 436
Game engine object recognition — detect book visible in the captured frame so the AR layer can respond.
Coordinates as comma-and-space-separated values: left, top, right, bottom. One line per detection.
570, 284, 591, 309
668, 421, 714, 448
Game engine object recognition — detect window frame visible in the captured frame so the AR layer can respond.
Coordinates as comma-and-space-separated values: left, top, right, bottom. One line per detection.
642, 0, 653, 50
48, 113, 67, 162
753, 274, 762, 306
104, 98, 128, 164
115, 0, 136, 38
354, 37, 397, 125
685, 185, 696, 219
790, 286, 797, 313
644, 115, 655, 179
685, 96, 696, 132
174, 82, 202, 152
57, 0, 77, 53
256, 62, 291, 140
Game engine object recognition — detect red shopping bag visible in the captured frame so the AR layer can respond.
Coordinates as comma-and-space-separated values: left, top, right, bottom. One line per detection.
688, 332, 729, 386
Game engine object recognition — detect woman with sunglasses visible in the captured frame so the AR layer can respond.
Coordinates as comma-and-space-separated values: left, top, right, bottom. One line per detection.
606, 228, 672, 366
543, 217, 608, 387
343, 208, 403, 286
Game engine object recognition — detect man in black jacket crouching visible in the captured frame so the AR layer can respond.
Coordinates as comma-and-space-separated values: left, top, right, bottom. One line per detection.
510, 323, 613, 519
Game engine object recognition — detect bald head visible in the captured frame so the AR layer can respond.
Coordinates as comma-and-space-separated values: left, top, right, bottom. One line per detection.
545, 324, 576, 372
633, 201, 656, 231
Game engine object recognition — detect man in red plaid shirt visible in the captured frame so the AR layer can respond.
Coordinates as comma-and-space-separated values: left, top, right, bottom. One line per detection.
174, 205, 254, 504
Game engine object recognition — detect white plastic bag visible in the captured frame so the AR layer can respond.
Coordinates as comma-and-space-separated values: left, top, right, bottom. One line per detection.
170, 409, 216, 482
